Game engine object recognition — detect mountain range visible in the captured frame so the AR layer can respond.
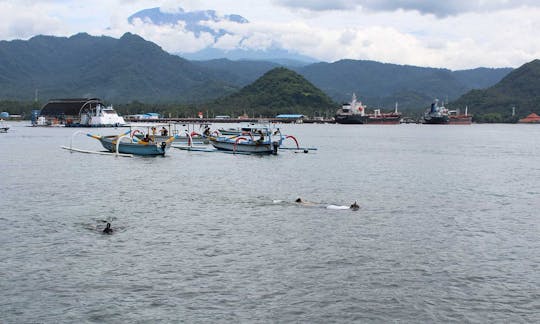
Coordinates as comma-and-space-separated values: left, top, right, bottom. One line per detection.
294, 60, 511, 110
0, 33, 234, 103
0, 32, 516, 115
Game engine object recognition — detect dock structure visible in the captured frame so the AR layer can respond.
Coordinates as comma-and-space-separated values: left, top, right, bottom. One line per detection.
124, 117, 335, 124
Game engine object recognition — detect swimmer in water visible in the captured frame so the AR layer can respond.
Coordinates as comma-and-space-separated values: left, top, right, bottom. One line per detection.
102, 222, 113, 234
350, 201, 360, 211
294, 197, 319, 206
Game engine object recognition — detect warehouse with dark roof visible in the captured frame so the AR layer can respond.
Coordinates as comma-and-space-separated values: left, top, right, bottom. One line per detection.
39, 98, 104, 125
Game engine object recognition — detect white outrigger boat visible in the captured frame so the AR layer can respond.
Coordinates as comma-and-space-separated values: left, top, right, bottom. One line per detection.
209, 126, 303, 155
217, 123, 274, 136
62, 130, 174, 157
129, 123, 210, 145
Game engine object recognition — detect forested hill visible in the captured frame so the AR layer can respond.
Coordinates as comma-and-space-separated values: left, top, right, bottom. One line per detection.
0, 33, 237, 103
451, 59, 540, 121
210, 67, 337, 117
294, 60, 512, 110
0, 32, 515, 115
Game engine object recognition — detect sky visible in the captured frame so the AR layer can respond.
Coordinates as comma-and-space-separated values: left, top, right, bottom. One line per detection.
0, 0, 539, 69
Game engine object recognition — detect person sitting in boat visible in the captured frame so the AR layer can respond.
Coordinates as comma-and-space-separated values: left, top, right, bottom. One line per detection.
141, 133, 153, 143
103, 222, 113, 234
256, 130, 265, 144
160, 127, 168, 136
203, 126, 211, 137
350, 201, 360, 211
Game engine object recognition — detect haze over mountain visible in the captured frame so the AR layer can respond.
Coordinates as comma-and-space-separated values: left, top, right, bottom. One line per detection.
128, 7, 316, 63
0, 32, 514, 114
128, 7, 248, 38
451, 59, 540, 120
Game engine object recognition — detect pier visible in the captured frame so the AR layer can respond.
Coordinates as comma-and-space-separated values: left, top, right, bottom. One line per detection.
124, 117, 336, 124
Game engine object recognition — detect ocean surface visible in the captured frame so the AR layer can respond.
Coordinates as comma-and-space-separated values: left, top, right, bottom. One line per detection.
1, 121, 539, 322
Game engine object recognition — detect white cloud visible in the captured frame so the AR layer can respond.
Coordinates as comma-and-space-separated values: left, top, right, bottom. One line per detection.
213, 33, 243, 51
273, 0, 540, 17
112, 16, 215, 52
0, 0, 539, 69
0, 2, 65, 39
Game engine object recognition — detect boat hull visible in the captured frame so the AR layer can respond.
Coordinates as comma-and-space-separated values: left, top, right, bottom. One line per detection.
99, 137, 170, 156
210, 137, 278, 154
423, 115, 450, 124
335, 114, 368, 124
449, 116, 472, 125
135, 134, 209, 144
366, 116, 401, 124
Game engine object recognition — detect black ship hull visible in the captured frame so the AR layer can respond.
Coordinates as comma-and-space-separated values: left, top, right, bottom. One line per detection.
423, 115, 450, 124
335, 114, 368, 124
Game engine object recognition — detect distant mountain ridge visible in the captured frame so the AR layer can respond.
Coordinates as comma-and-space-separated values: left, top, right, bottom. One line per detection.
0, 32, 238, 103
0, 32, 514, 114
294, 60, 512, 111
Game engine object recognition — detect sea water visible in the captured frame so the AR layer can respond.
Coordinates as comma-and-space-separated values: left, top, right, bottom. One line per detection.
1, 122, 539, 322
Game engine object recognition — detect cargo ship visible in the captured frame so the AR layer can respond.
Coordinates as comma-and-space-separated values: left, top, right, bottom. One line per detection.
335, 94, 401, 124
423, 99, 472, 125
367, 104, 402, 125
448, 109, 472, 124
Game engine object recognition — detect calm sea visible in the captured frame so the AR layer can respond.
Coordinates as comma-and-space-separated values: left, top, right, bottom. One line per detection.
1, 121, 539, 322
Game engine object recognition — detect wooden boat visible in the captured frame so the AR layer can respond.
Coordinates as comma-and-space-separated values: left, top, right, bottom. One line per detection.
133, 132, 209, 144
87, 131, 174, 156
210, 126, 285, 154
130, 123, 210, 144
217, 123, 272, 136
209, 136, 280, 154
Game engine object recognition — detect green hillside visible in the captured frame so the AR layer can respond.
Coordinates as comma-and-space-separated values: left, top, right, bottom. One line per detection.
210, 67, 337, 117
0, 32, 516, 118
0, 33, 237, 103
451, 59, 540, 122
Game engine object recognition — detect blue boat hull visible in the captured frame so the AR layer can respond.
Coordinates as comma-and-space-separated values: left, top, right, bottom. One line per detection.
99, 137, 170, 156
210, 137, 279, 154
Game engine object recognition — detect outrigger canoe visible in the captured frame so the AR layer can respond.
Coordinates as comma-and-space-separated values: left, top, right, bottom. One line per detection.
209, 127, 301, 155
209, 135, 280, 154
87, 131, 175, 156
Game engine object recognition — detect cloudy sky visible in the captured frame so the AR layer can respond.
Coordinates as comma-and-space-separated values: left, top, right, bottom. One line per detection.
0, 0, 539, 69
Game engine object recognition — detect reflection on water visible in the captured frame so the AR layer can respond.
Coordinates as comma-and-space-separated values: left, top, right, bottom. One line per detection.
1, 122, 539, 322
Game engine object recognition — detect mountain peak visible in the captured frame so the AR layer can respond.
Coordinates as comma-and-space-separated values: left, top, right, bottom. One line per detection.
128, 7, 248, 30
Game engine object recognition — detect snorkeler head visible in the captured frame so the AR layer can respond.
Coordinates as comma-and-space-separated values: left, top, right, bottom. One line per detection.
103, 222, 113, 234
